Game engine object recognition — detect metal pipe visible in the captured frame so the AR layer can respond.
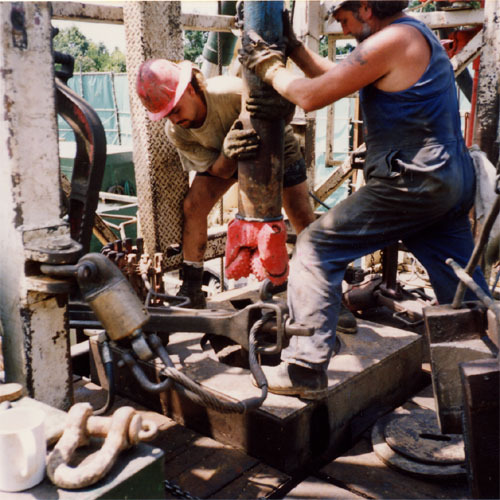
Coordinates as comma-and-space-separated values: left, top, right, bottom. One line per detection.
447, 258, 495, 309
452, 193, 500, 308
237, 1, 284, 221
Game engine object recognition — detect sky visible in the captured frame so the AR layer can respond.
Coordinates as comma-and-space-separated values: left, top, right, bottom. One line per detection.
52, 1, 219, 54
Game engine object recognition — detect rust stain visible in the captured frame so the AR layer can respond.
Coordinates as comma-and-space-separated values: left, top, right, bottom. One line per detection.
3, 93, 14, 121
6, 132, 13, 159
20, 307, 34, 396
0, 68, 14, 78
10, 3, 28, 50
51, 330, 65, 344
11, 172, 24, 226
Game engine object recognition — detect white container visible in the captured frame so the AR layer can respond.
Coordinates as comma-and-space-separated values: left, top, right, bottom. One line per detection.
0, 407, 46, 492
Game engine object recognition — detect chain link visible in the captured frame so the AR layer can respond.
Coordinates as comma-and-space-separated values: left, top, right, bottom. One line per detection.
164, 479, 200, 500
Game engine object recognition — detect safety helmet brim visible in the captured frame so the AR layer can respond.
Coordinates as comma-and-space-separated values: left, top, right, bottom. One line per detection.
328, 1, 350, 17
147, 60, 193, 122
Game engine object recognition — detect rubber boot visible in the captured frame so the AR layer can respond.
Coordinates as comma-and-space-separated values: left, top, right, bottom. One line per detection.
177, 263, 206, 309
337, 303, 358, 334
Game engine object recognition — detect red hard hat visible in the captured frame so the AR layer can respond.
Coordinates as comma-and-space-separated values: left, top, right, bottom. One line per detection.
136, 59, 193, 121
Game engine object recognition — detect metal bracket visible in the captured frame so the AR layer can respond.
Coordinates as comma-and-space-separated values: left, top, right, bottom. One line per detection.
69, 294, 313, 352
55, 65, 107, 255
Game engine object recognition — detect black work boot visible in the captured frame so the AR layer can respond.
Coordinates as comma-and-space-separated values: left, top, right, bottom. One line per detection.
337, 303, 358, 334
177, 263, 206, 309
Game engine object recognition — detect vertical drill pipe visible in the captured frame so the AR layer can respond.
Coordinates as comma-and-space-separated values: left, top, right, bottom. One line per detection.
238, 1, 284, 221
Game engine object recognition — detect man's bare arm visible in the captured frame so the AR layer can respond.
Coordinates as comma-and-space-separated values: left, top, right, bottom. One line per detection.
270, 28, 411, 111
207, 154, 238, 179
289, 43, 335, 78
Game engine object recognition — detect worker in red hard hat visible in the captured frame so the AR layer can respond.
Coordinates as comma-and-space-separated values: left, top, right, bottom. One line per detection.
135, 57, 358, 335
136, 59, 194, 122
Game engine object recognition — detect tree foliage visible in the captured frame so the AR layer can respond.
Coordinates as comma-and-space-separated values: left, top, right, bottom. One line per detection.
319, 35, 355, 58
54, 25, 208, 73
408, 1, 480, 11
183, 30, 209, 65
53, 26, 126, 72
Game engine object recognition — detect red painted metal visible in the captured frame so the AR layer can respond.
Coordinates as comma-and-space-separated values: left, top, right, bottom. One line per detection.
466, 56, 481, 147
225, 218, 289, 285
443, 26, 481, 59
464, 0, 486, 147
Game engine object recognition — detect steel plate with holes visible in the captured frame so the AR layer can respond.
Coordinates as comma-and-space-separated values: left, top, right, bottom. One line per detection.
384, 409, 465, 464
372, 413, 466, 479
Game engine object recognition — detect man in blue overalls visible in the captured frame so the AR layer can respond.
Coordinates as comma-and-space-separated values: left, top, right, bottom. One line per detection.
240, 0, 490, 399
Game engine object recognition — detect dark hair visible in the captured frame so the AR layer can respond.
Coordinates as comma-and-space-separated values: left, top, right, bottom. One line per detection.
190, 68, 207, 96
336, 1, 409, 19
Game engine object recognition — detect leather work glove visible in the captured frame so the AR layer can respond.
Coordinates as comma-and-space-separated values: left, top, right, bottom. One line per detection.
239, 30, 286, 86
282, 9, 302, 57
222, 119, 260, 161
246, 87, 296, 121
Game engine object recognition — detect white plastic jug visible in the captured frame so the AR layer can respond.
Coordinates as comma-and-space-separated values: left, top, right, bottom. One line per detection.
0, 407, 46, 492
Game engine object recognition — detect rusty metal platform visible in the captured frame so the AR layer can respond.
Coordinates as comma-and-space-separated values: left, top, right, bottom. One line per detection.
90, 300, 424, 473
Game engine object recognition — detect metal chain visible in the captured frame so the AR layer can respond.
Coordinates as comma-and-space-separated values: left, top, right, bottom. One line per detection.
164, 479, 200, 500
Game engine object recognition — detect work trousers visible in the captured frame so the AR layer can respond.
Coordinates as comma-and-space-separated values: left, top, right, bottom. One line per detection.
283, 151, 490, 372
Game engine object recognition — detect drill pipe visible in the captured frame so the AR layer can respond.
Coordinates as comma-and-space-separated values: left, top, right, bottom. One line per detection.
238, 0, 284, 221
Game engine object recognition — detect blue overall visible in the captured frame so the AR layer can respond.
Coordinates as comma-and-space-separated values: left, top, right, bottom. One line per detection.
282, 16, 490, 372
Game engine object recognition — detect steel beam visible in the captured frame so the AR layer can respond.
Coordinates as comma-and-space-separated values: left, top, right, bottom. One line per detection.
123, 1, 187, 260
293, 0, 321, 187
51, 2, 483, 36
323, 7, 484, 36
451, 30, 483, 77
0, 2, 74, 409
473, 0, 500, 166
50, 2, 236, 33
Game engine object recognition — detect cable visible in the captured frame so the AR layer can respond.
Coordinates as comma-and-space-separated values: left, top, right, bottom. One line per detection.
93, 340, 115, 415
309, 190, 331, 210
